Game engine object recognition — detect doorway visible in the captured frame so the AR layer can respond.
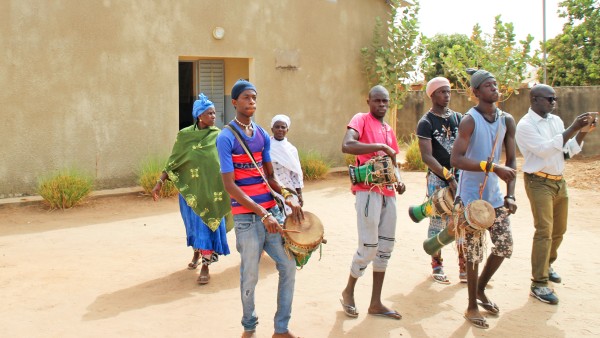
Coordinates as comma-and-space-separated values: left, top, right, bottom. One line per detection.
178, 60, 226, 130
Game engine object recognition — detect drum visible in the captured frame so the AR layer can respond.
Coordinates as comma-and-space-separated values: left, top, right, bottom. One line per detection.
283, 211, 325, 268
458, 199, 495, 233
431, 187, 454, 216
408, 187, 454, 223
422, 199, 495, 255
349, 156, 398, 185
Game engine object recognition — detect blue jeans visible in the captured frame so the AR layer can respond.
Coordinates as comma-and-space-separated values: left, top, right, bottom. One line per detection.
233, 206, 296, 334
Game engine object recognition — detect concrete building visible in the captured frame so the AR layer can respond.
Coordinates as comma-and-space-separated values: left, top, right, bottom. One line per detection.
1, 0, 389, 197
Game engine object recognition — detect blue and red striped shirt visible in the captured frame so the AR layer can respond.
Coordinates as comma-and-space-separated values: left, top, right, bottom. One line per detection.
216, 122, 276, 214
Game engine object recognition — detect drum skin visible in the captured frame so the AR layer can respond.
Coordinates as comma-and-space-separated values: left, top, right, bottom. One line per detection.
283, 211, 324, 267
284, 211, 324, 249
463, 200, 495, 231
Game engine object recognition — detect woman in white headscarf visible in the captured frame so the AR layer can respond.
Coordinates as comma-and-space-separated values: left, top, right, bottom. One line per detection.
270, 114, 304, 214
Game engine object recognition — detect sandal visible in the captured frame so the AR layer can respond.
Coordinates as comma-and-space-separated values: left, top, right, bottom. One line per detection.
197, 274, 210, 285
339, 298, 359, 318
188, 250, 200, 270
187, 260, 199, 270
464, 313, 489, 329
431, 267, 450, 284
459, 271, 468, 283
477, 300, 500, 315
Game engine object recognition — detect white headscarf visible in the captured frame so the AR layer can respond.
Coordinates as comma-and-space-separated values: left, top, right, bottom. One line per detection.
269, 115, 303, 179
271, 114, 291, 129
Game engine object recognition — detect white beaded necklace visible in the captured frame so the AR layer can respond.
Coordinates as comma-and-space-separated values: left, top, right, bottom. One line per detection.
235, 117, 253, 131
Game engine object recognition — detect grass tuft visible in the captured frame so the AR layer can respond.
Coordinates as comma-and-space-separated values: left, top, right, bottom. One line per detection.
403, 134, 427, 171
344, 153, 357, 167
137, 156, 178, 197
37, 169, 93, 209
299, 150, 331, 181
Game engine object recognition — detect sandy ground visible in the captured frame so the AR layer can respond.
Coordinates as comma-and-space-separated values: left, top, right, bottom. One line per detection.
1, 167, 600, 338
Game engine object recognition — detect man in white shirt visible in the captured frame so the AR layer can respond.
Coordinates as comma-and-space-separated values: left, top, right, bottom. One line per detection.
516, 84, 596, 305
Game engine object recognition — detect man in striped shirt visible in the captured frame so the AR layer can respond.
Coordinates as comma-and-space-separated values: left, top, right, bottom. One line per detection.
216, 79, 303, 338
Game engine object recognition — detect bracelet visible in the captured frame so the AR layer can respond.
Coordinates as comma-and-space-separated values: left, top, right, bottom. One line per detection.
260, 212, 272, 223
504, 195, 516, 201
281, 188, 293, 200
157, 177, 164, 185
442, 167, 454, 180
479, 160, 495, 173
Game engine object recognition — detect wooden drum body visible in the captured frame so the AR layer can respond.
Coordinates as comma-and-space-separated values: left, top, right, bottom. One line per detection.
283, 211, 325, 268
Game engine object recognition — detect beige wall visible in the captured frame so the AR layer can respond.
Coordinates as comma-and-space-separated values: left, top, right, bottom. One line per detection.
1, 0, 388, 197
396, 87, 600, 156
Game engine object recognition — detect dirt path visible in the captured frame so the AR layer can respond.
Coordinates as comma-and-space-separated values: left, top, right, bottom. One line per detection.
1, 167, 599, 337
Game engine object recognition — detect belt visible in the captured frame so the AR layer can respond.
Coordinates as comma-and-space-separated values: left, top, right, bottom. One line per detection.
531, 171, 563, 181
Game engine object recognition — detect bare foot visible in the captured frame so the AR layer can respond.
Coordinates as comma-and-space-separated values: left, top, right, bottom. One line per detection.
272, 330, 298, 338
241, 330, 256, 338
476, 289, 490, 304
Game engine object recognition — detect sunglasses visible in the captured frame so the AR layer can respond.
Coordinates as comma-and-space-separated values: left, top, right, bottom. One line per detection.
536, 96, 558, 103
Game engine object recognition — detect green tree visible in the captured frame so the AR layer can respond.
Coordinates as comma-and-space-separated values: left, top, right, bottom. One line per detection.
441, 15, 534, 101
541, 0, 599, 86
422, 33, 475, 84
361, 0, 424, 130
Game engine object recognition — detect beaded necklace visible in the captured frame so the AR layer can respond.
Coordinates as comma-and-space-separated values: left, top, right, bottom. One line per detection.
235, 117, 253, 131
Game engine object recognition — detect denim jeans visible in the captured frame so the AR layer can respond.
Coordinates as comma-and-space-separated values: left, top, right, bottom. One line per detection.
233, 206, 296, 334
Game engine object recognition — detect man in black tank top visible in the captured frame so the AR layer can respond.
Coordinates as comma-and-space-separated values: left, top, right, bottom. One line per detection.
416, 77, 466, 284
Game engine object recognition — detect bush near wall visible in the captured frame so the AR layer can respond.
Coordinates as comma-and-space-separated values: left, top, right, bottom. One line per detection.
402, 134, 427, 171
137, 156, 178, 198
344, 153, 357, 166
37, 169, 93, 209
300, 150, 331, 181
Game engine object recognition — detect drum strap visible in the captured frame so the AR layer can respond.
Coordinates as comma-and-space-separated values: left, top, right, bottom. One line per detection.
479, 112, 505, 199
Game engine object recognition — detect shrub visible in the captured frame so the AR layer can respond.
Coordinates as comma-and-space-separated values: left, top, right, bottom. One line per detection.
299, 150, 330, 181
403, 134, 427, 171
137, 156, 178, 197
344, 153, 357, 167
37, 169, 93, 209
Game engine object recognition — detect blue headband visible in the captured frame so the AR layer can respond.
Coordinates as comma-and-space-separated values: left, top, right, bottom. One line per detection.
192, 93, 215, 119
231, 80, 257, 100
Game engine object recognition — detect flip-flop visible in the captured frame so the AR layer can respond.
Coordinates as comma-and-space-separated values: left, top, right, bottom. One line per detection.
431, 273, 451, 284
369, 310, 402, 320
459, 272, 468, 283
339, 298, 358, 318
197, 274, 210, 285
477, 300, 500, 314
464, 314, 489, 329
187, 260, 199, 270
